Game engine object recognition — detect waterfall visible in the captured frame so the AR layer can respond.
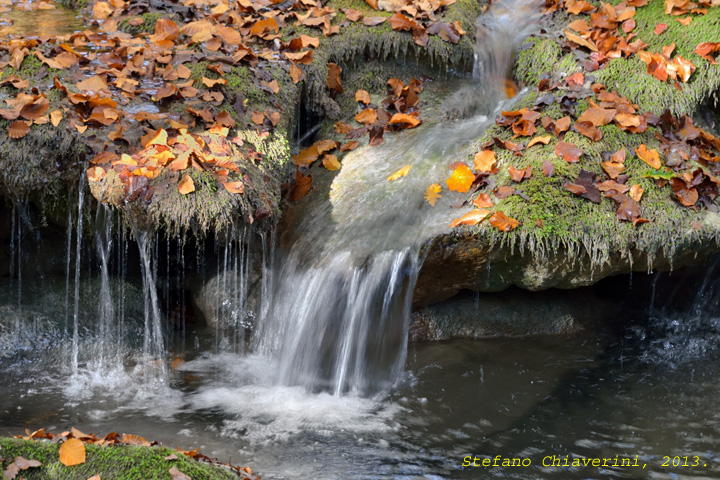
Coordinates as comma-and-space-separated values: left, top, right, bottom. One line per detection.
254, 0, 543, 396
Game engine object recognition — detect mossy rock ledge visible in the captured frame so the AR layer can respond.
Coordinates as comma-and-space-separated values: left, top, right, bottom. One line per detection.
413, 1, 720, 306
0, 437, 251, 480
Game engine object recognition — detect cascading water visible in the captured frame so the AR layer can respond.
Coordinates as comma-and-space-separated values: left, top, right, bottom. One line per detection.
254, 0, 543, 397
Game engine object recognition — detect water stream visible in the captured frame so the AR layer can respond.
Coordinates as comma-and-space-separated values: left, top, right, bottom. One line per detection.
2, 0, 720, 479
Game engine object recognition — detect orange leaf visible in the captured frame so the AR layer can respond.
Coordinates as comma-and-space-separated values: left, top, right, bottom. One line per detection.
629, 184, 643, 202
527, 135, 551, 147
178, 174, 195, 195
564, 30, 597, 51
473, 150, 496, 173
488, 211, 520, 232
576, 107, 616, 126
388, 113, 421, 128
473, 193, 493, 208
508, 165, 531, 182
8, 120, 29, 139
87, 166, 106, 182
424, 183, 442, 206
76, 75, 108, 92
290, 65, 304, 84
635, 144, 662, 169
290, 170, 312, 201
224, 181, 244, 194
92, 1, 112, 20
250, 17, 279, 36
59, 438, 86, 466
449, 209, 490, 228
355, 108, 377, 125
388, 165, 411, 181
355, 89, 371, 104
326, 63, 343, 93
446, 164, 475, 193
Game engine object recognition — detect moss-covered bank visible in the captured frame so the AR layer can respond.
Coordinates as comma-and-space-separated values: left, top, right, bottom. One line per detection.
0, 438, 249, 480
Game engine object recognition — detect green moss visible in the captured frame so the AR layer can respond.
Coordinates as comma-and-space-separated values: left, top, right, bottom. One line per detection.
0, 438, 240, 480
515, 36, 580, 85
595, 1, 720, 114
118, 12, 172, 35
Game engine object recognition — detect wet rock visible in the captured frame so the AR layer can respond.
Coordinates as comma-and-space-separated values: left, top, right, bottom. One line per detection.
409, 288, 611, 341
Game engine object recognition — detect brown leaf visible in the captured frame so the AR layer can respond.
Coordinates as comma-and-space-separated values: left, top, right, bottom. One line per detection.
8, 120, 29, 139
695, 42, 720, 64
565, 182, 587, 196
555, 141, 582, 163
670, 177, 698, 206
488, 211, 519, 232
574, 121, 602, 141
362, 17, 387, 26
565, 30, 597, 51
508, 165, 531, 182
577, 107, 616, 126
284, 50, 314, 64
169, 467, 191, 480
76, 75, 108, 92
629, 184, 643, 202
326, 63, 344, 93
654, 23, 668, 35
290, 170, 312, 201
224, 181, 245, 194
554, 116, 572, 136
343, 8, 364, 21
59, 438, 86, 466
14, 457, 42, 470
542, 159, 554, 177
289, 64, 304, 84
389, 13, 417, 31
154, 18, 179, 42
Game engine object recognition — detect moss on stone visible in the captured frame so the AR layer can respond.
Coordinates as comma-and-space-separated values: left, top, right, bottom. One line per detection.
0, 438, 241, 480
595, 0, 720, 114
117, 12, 178, 36
514, 36, 580, 86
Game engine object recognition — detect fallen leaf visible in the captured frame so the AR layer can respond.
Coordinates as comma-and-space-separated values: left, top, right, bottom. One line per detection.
50, 110, 63, 127
178, 174, 195, 195
527, 135, 551, 147
322, 154, 341, 170
8, 120, 29, 139
508, 165, 531, 182
388, 165, 411, 181
355, 108, 377, 124
635, 144, 662, 169
355, 90, 371, 104
59, 438, 86, 466
326, 63, 344, 93
473, 150, 496, 173
449, 209, 490, 227
629, 184, 643, 202
87, 166, 106, 182
654, 23, 668, 35
446, 164, 475, 192
76, 75, 108, 92
224, 181, 244, 193
388, 113, 421, 128
169, 467, 191, 480
555, 141, 582, 162
488, 211, 520, 232
424, 183, 442, 206
290, 170, 312, 200
473, 193, 493, 208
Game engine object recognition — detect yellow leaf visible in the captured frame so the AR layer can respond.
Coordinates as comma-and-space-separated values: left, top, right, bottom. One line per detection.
178, 174, 195, 195
322, 154, 341, 171
355, 89, 371, 104
449, 209, 490, 227
388, 165, 411, 181
473, 150, 496, 173
424, 183, 442, 206
59, 438, 86, 466
446, 164, 475, 193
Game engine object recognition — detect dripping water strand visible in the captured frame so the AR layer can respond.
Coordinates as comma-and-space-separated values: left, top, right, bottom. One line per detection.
71, 173, 86, 374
